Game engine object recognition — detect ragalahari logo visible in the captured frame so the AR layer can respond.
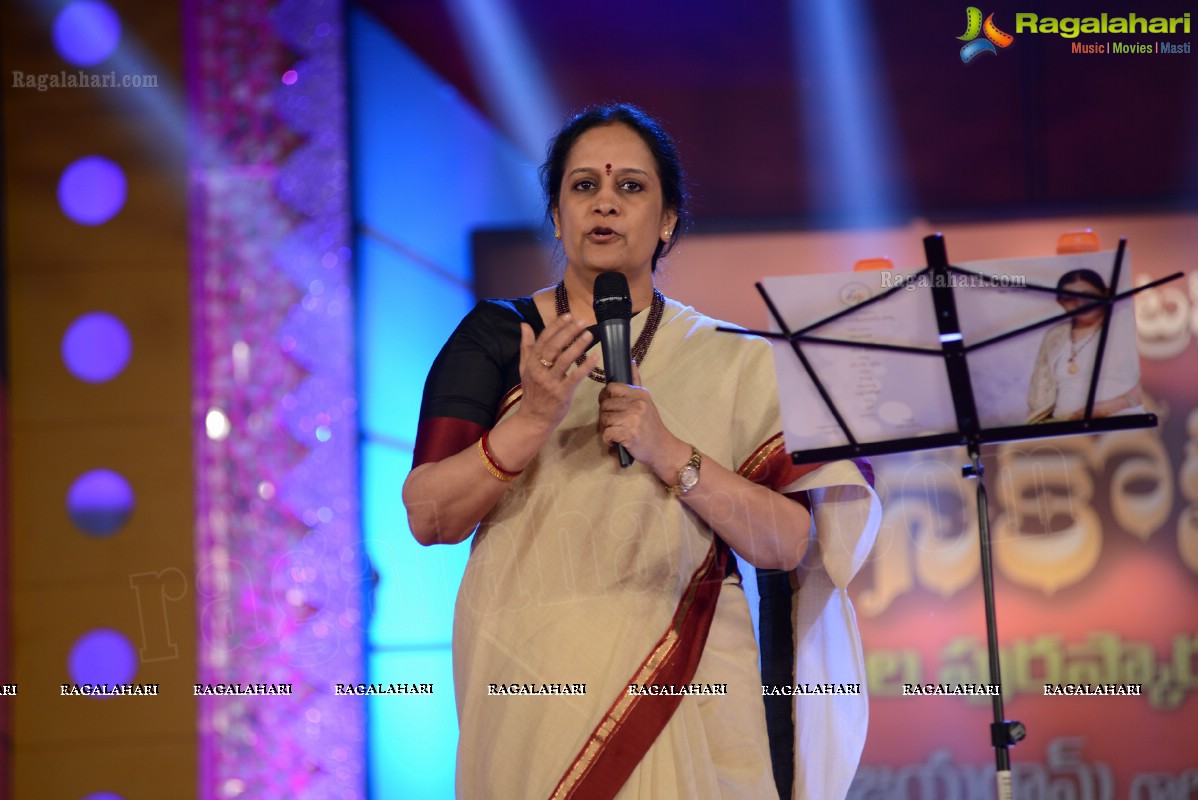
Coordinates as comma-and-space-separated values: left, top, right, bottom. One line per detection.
958, 7, 1015, 62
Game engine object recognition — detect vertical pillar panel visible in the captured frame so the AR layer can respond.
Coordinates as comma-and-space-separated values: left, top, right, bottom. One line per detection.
349, 8, 547, 795
367, 650, 457, 798
3, 0, 194, 796
187, 1, 365, 797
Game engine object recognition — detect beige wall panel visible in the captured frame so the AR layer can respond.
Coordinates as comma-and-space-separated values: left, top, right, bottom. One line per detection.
15, 740, 194, 799
11, 422, 192, 586
4, 0, 196, 795
13, 582, 194, 744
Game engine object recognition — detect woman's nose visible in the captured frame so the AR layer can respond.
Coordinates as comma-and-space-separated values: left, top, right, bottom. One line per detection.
593, 184, 618, 214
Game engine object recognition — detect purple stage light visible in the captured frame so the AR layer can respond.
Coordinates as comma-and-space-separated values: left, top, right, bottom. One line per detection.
83, 793, 126, 800
61, 311, 132, 383
68, 629, 137, 691
53, 1, 122, 67
58, 156, 127, 225
67, 469, 135, 537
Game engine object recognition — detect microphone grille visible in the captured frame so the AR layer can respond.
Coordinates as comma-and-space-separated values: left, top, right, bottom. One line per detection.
593, 273, 632, 322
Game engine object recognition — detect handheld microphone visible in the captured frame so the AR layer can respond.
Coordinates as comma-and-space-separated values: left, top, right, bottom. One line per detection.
593, 272, 635, 468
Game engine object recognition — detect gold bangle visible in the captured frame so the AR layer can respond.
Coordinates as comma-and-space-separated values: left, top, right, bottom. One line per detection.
477, 431, 521, 482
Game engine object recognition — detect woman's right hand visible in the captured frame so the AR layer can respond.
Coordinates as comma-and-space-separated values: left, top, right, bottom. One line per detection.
404, 313, 598, 546
515, 314, 599, 435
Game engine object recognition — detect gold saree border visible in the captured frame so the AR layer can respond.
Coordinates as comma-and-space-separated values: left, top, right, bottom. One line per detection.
738, 433, 787, 482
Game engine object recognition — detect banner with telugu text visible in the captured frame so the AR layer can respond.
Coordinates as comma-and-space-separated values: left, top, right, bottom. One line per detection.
849, 263, 1198, 799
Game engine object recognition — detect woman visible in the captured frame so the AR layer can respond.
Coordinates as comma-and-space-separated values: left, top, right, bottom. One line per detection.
403, 104, 876, 799
1027, 268, 1143, 422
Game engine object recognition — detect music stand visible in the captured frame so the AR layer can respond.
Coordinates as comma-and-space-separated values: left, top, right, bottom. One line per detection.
725, 233, 1183, 799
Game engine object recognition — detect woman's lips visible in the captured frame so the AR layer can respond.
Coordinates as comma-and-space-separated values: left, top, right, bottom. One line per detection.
588, 227, 617, 242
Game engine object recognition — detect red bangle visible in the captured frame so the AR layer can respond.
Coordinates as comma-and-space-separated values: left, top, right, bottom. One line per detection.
478, 430, 522, 482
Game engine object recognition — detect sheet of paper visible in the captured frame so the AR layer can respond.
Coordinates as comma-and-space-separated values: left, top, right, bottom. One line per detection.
761, 249, 1141, 456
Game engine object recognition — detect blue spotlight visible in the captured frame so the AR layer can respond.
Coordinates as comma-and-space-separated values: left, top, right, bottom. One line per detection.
445, 0, 564, 160
791, 0, 906, 227
27, 0, 188, 162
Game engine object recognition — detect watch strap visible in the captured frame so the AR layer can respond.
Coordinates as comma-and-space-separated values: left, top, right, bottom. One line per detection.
666, 445, 702, 496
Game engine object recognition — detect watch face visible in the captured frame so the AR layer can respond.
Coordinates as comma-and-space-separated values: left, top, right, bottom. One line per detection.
679, 465, 700, 490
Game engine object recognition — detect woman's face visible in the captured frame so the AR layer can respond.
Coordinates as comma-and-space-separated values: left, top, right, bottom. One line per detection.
1057, 279, 1106, 327
551, 123, 677, 285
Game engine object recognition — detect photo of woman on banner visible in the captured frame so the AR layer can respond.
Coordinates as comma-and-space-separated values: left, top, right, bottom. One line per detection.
1027, 268, 1144, 423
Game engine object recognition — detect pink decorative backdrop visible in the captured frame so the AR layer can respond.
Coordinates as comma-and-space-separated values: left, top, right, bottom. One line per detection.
187, 0, 365, 796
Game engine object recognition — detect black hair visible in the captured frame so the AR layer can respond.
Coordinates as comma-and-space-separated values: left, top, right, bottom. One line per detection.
1056, 268, 1108, 296
540, 103, 689, 271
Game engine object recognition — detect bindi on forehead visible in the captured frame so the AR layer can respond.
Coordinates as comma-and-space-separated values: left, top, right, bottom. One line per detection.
565, 164, 651, 179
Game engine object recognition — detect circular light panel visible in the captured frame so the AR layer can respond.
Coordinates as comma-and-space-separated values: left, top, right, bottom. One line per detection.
53, 1, 121, 67
61, 312, 132, 383
67, 469, 135, 536
68, 629, 137, 692
58, 156, 127, 225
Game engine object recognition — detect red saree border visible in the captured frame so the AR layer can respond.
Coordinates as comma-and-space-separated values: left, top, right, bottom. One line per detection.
738, 433, 788, 483
412, 385, 523, 468
549, 540, 728, 800
738, 432, 821, 497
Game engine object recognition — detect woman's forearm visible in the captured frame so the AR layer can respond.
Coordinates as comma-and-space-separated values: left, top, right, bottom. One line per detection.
1090, 384, 1143, 418
405, 317, 599, 545
671, 453, 812, 571
597, 377, 812, 570
402, 411, 554, 545
642, 435, 811, 570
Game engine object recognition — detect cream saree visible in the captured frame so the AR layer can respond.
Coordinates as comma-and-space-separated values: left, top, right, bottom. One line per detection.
448, 298, 879, 799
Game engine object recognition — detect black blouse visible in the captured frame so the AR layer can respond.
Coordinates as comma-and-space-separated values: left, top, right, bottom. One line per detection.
413, 298, 541, 467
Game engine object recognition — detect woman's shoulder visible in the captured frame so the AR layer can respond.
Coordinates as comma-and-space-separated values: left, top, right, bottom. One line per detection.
1041, 320, 1072, 349
452, 296, 544, 338
468, 296, 540, 324
663, 298, 771, 354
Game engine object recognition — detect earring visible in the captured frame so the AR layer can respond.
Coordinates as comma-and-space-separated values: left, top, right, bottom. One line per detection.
662, 229, 672, 241
554, 227, 561, 240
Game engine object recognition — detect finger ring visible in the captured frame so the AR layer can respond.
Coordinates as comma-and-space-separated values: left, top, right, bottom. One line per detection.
539, 357, 555, 368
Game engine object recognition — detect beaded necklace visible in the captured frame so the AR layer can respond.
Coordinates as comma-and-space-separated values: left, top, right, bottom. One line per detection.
554, 280, 665, 383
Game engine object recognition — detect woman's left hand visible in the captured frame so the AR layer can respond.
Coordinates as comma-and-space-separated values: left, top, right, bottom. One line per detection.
598, 363, 812, 570
597, 362, 691, 480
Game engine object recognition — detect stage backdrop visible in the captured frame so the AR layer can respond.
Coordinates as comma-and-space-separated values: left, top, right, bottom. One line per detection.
474, 212, 1198, 799
348, 7, 543, 797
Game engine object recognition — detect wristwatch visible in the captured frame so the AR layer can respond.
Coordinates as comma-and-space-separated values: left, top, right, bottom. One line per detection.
667, 446, 702, 496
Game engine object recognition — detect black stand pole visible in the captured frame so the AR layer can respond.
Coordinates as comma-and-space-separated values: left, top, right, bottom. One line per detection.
964, 444, 1025, 800
925, 234, 1024, 797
